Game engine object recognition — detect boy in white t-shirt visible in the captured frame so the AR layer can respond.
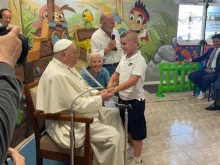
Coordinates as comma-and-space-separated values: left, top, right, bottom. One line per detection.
108, 30, 147, 165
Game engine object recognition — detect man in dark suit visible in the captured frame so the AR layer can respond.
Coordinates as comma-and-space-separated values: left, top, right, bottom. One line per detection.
185, 34, 220, 99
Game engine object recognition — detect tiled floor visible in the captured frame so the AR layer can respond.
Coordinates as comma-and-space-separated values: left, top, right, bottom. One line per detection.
143, 91, 220, 165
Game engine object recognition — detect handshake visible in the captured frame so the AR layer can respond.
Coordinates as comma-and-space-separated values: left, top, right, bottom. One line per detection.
97, 87, 117, 102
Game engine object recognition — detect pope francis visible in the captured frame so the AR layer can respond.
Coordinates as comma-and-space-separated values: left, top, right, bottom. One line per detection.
36, 39, 125, 165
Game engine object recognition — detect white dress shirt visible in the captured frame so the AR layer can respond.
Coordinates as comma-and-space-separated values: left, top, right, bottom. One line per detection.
91, 28, 123, 64
0, 22, 13, 27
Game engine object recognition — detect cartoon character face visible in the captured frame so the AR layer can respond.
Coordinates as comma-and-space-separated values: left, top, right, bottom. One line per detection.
82, 9, 94, 22
54, 10, 66, 23
126, 0, 150, 32
35, 4, 75, 26
126, 10, 146, 31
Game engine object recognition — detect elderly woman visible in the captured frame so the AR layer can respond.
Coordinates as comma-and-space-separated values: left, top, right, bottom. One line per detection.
80, 52, 110, 88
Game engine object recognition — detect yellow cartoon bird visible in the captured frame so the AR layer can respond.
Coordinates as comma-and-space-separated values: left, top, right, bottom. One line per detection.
82, 9, 94, 29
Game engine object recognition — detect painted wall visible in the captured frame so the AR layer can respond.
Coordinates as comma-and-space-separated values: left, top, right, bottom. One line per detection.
0, 0, 179, 81
11, 0, 178, 81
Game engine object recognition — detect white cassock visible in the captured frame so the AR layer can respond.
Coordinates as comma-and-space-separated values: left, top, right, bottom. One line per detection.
36, 58, 124, 165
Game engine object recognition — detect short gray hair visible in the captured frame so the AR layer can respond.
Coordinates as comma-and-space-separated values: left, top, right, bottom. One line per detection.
88, 52, 102, 65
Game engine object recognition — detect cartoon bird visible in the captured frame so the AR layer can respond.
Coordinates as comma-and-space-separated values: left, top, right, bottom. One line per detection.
82, 9, 94, 29
126, 0, 150, 41
32, 4, 75, 36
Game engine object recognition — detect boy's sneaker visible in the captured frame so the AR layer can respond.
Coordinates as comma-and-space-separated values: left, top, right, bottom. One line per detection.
128, 158, 144, 165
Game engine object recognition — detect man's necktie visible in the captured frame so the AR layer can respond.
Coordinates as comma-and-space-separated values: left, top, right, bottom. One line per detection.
207, 49, 217, 69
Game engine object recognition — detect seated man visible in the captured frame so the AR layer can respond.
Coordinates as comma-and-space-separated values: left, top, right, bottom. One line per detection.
36, 39, 124, 165
80, 52, 110, 88
185, 34, 220, 99
205, 76, 220, 111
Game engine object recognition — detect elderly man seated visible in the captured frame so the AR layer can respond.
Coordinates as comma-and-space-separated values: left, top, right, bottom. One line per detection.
36, 39, 124, 165
80, 52, 110, 88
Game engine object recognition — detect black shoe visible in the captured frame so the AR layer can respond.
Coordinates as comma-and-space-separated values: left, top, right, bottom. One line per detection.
205, 103, 220, 111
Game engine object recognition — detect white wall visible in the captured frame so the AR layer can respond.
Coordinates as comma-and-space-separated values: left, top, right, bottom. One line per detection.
0, 0, 8, 9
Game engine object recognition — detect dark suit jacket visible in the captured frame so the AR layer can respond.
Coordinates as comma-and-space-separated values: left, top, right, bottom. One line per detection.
192, 48, 220, 76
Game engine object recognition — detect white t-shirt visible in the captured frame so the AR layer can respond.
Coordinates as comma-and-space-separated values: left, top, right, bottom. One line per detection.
116, 50, 147, 100
91, 28, 123, 64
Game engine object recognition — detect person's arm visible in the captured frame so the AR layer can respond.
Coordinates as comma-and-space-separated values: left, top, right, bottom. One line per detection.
0, 26, 21, 165
107, 72, 119, 89
0, 63, 19, 165
113, 57, 146, 93
192, 49, 212, 62
40, 74, 112, 115
114, 75, 140, 93
8, 147, 25, 165
90, 36, 116, 57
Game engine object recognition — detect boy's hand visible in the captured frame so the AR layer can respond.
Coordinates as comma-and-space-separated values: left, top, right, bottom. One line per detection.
100, 90, 114, 101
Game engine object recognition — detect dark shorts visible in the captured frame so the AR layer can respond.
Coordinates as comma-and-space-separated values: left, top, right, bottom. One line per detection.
118, 97, 147, 140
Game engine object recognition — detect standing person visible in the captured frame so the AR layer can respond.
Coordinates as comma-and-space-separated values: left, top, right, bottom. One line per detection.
91, 12, 123, 76
185, 34, 220, 99
0, 26, 22, 164
108, 30, 147, 165
0, 8, 12, 28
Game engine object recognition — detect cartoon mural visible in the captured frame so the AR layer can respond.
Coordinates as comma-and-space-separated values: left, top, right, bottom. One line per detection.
126, 0, 150, 41
32, 4, 76, 36
15, 0, 179, 81
0, 0, 180, 148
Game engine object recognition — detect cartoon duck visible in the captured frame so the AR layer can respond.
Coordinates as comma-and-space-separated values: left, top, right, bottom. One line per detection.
82, 9, 94, 29
126, 0, 150, 41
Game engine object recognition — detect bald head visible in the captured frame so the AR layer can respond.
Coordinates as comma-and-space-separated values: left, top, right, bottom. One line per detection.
1, 9, 12, 27
100, 12, 114, 24
100, 12, 115, 33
